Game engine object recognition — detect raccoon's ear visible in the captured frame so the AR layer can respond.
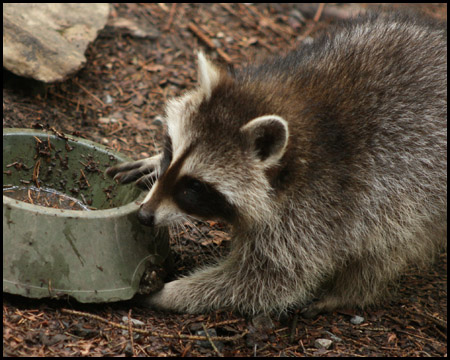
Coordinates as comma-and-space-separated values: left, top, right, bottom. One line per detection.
197, 51, 221, 99
241, 115, 289, 165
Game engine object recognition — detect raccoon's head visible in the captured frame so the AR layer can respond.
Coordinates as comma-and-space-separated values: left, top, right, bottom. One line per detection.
138, 52, 289, 228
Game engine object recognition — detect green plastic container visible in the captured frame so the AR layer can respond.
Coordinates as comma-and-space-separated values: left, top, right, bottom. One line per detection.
3, 128, 169, 302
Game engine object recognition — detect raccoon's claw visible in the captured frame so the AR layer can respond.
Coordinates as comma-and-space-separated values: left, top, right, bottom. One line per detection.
135, 173, 158, 190
106, 154, 162, 186
300, 305, 322, 319
106, 161, 146, 183
113, 167, 152, 185
137, 280, 202, 314
300, 295, 346, 318
137, 281, 180, 312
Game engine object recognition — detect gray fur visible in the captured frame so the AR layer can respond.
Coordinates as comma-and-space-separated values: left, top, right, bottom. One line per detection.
108, 11, 447, 316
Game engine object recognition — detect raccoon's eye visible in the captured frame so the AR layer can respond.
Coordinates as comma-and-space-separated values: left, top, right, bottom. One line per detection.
174, 175, 236, 223
185, 178, 203, 194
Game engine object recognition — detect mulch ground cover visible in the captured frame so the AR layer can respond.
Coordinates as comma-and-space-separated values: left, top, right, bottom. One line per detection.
3, 3, 447, 357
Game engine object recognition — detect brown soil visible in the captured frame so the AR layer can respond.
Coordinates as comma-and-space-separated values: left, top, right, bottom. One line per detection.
3, 3, 447, 357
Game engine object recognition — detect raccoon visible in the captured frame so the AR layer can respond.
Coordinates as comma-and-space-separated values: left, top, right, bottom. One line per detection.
107, 11, 447, 316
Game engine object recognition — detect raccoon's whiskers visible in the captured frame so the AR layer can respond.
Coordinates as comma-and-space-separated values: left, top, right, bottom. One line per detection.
169, 222, 186, 251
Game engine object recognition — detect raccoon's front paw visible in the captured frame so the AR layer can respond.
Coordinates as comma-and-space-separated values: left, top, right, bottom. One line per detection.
300, 304, 323, 319
106, 154, 162, 190
300, 295, 343, 319
138, 280, 191, 313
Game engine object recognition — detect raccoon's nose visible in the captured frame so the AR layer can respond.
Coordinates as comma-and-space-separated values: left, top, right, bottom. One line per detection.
137, 207, 155, 227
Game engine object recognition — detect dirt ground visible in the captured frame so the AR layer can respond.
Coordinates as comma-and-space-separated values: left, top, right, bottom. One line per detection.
3, 3, 447, 357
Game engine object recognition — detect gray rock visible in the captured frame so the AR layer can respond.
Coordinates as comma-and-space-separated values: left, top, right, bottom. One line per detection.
3, 3, 109, 83
314, 338, 333, 350
350, 315, 365, 325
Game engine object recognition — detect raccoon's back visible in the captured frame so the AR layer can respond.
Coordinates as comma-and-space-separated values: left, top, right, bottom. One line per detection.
259, 12, 447, 196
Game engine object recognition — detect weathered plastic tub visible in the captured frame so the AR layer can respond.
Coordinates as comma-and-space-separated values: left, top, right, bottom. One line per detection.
3, 128, 169, 303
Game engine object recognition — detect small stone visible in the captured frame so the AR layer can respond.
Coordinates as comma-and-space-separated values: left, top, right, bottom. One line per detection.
124, 343, 133, 356
152, 115, 164, 126
196, 328, 224, 351
98, 116, 117, 124
314, 338, 333, 350
350, 315, 365, 325
103, 94, 113, 104
121, 316, 145, 326
251, 313, 274, 332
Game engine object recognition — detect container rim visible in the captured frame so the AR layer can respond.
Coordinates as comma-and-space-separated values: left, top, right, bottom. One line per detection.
3, 127, 145, 218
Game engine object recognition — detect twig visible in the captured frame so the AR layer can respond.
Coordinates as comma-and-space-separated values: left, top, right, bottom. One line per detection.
188, 22, 215, 48
107, 122, 126, 136
49, 91, 97, 111
313, 3, 326, 22
79, 169, 90, 187
404, 307, 447, 330
188, 22, 232, 63
61, 309, 248, 342
384, 314, 405, 326
202, 323, 223, 357
221, 3, 259, 31
295, 21, 320, 47
216, 48, 232, 64
299, 339, 306, 354
396, 329, 445, 343
244, 4, 294, 39
27, 188, 34, 204
164, 3, 176, 31
127, 309, 135, 356
355, 326, 391, 332
33, 158, 41, 188
206, 318, 243, 328
73, 79, 105, 107
6, 161, 19, 168
112, 81, 124, 97
180, 342, 192, 357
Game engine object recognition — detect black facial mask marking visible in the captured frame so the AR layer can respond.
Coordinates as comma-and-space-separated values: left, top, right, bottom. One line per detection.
173, 175, 236, 223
